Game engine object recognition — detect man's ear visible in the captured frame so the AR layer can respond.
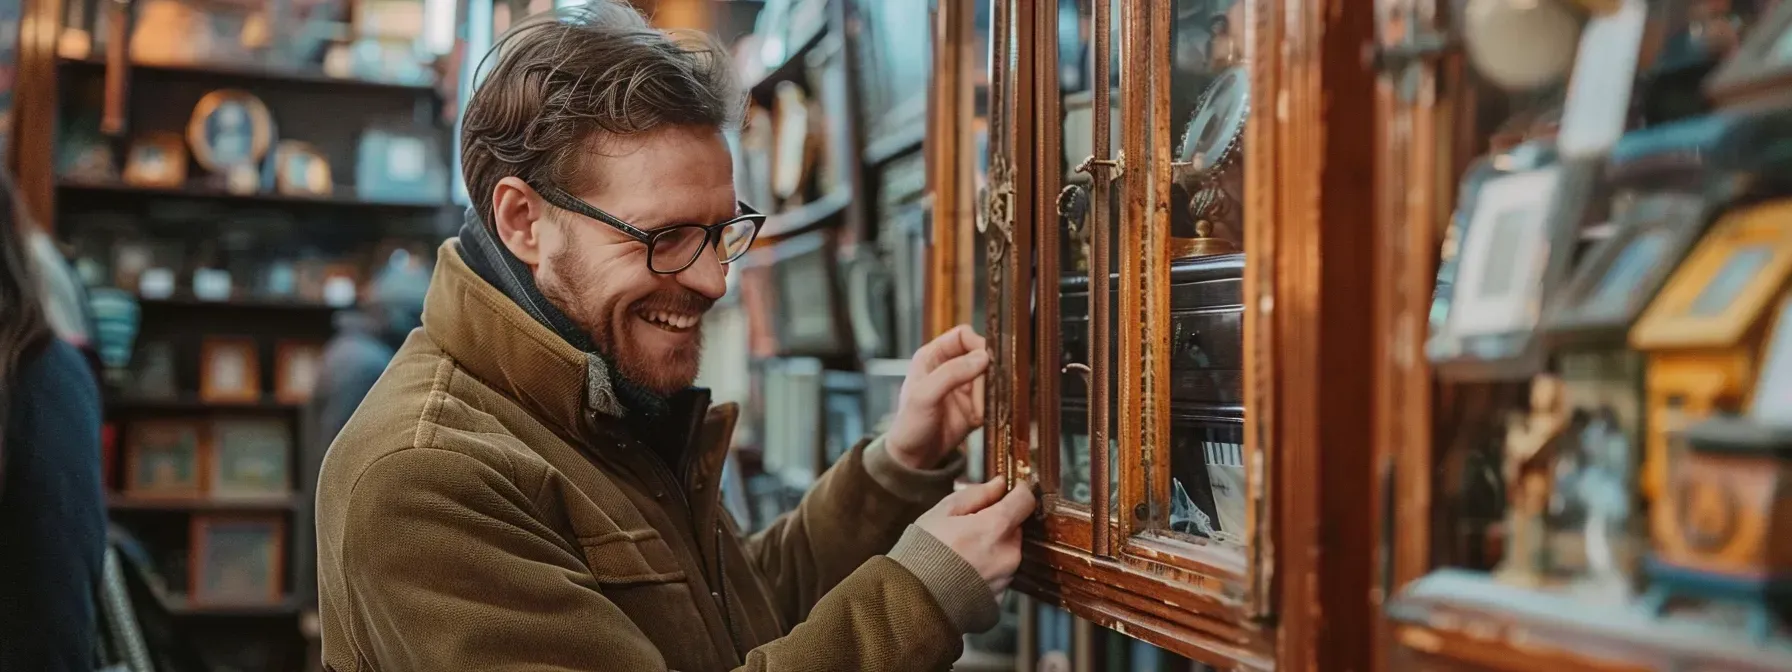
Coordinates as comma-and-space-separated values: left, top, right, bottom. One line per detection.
492, 177, 545, 267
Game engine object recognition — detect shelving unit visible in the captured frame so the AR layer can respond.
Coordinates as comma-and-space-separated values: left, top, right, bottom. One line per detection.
10, 3, 459, 666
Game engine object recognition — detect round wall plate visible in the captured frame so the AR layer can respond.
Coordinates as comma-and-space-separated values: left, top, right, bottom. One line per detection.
188, 90, 274, 173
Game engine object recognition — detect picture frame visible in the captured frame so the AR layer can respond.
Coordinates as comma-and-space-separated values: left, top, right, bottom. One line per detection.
355, 126, 448, 202
1443, 167, 1563, 338
200, 337, 261, 403
1704, 0, 1792, 107
273, 340, 323, 404
770, 231, 854, 359
207, 419, 291, 498
821, 371, 867, 466
122, 132, 188, 188
1540, 190, 1711, 349
850, 0, 929, 164
125, 420, 204, 497
1428, 151, 1595, 381
186, 90, 274, 173
1632, 199, 1792, 350
273, 140, 332, 196
188, 515, 284, 605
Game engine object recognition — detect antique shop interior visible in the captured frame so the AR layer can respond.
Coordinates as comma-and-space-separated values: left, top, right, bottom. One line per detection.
8, 0, 1792, 669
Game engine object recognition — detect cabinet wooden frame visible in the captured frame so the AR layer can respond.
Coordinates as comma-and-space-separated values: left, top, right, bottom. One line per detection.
936, 0, 1378, 667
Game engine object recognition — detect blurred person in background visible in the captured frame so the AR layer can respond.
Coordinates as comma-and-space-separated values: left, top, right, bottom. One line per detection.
312, 249, 432, 443
0, 170, 107, 671
313, 3, 1033, 671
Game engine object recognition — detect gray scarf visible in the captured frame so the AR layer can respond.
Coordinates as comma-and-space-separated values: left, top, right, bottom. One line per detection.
456, 209, 671, 421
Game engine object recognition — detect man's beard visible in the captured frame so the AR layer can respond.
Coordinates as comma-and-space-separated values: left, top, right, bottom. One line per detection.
536, 243, 710, 396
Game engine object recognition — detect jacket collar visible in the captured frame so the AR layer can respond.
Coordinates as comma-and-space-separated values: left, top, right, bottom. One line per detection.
424, 240, 716, 468
424, 240, 593, 439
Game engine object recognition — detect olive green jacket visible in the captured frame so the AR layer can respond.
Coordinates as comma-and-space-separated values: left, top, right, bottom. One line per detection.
314, 241, 997, 671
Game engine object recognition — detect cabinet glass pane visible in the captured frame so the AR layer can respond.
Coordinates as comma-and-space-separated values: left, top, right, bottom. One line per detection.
1055, 0, 1097, 508
1144, 0, 1249, 551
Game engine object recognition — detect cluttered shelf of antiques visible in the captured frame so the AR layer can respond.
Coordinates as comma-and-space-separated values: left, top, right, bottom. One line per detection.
18, 0, 461, 667
1372, 0, 1792, 669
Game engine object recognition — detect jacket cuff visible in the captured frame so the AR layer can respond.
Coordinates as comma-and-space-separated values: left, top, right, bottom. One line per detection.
887, 525, 999, 635
862, 436, 964, 505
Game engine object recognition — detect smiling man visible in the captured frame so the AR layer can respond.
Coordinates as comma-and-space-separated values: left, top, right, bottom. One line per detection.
312, 3, 1034, 672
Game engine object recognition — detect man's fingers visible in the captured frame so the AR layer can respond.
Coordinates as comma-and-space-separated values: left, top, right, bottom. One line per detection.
913, 349, 990, 407
979, 482, 1037, 527
943, 476, 1008, 516
913, 325, 980, 372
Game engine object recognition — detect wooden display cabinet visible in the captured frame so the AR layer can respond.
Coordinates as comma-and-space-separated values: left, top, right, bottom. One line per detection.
1373, 0, 1792, 669
929, 0, 1380, 667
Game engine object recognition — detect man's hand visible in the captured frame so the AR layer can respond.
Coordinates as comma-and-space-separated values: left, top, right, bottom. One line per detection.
886, 325, 989, 470
915, 478, 1036, 598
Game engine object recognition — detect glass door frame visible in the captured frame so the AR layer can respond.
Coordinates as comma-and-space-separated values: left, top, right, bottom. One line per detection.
937, 0, 1380, 666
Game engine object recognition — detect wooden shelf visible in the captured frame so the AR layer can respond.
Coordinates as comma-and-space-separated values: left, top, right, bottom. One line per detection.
107, 396, 300, 414
58, 56, 436, 94
1388, 569, 1792, 672
57, 181, 451, 211
756, 192, 850, 243
109, 493, 299, 512
745, 24, 829, 101
138, 296, 347, 313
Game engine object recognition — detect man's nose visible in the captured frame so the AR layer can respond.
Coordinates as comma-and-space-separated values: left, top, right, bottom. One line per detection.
677, 247, 728, 301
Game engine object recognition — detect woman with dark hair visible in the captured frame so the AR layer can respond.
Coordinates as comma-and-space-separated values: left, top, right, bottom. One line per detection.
0, 170, 106, 671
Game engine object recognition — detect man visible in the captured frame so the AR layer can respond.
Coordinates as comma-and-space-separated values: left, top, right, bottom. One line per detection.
313, 4, 1034, 671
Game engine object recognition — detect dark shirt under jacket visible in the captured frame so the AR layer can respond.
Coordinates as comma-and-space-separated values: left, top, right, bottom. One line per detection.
0, 337, 106, 672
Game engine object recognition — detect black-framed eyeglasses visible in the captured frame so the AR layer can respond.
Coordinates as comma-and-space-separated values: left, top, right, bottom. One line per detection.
533, 183, 768, 274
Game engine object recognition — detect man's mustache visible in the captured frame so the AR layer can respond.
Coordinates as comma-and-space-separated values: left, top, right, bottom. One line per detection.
633, 290, 715, 315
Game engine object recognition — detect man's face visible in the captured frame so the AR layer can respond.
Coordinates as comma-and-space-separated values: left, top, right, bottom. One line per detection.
514, 125, 736, 395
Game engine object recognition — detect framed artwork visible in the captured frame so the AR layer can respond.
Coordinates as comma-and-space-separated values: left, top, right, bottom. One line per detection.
1632, 199, 1792, 350
207, 419, 291, 498
770, 231, 853, 358
274, 340, 323, 404
356, 127, 448, 202
850, 0, 929, 163
122, 132, 187, 188
821, 371, 867, 466
1445, 167, 1563, 338
273, 140, 332, 196
200, 337, 261, 403
186, 90, 273, 173
1705, 0, 1792, 105
1541, 191, 1710, 348
125, 420, 203, 497
189, 515, 284, 605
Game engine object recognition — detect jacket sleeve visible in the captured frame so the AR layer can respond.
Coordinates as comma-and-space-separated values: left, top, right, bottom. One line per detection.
334, 446, 988, 671
741, 436, 964, 623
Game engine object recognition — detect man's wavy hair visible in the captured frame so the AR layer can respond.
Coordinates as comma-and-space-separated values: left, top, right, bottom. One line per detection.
460, 1, 742, 225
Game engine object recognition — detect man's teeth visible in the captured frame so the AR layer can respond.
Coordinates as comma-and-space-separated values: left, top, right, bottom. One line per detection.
645, 311, 698, 330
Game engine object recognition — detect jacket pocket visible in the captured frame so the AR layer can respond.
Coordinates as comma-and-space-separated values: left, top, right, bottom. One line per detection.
578, 528, 687, 585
